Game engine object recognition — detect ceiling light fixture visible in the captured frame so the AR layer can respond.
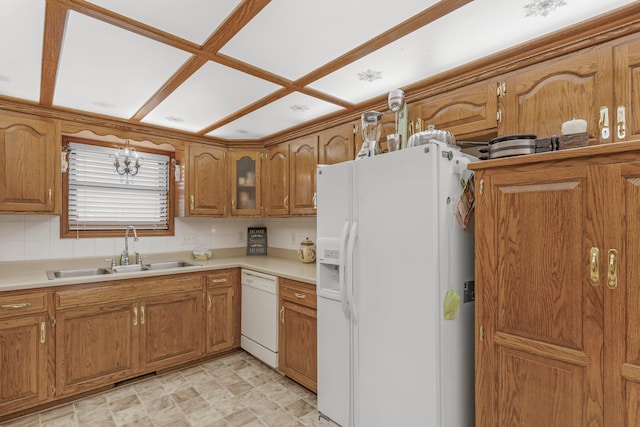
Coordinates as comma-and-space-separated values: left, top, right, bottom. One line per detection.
524, 0, 567, 17
358, 69, 383, 82
112, 140, 141, 177
290, 104, 310, 112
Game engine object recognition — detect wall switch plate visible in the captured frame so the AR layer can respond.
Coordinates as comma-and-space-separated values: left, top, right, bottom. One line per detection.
182, 233, 197, 245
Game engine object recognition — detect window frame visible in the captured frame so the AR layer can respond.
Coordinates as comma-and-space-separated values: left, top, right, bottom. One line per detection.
61, 136, 175, 238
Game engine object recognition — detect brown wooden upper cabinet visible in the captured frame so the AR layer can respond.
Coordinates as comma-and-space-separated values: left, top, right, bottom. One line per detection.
504, 34, 640, 144
229, 149, 263, 217
264, 136, 318, 217
318, 123, 355, 165
264, 144, 289, 216
289, 135, 317, 216
0, 109, 60, 214
186, 143, 227, 216
408, 80, 501, 141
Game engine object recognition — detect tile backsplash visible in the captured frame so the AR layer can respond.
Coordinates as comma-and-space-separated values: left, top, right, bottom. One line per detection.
0, 215, 317, 262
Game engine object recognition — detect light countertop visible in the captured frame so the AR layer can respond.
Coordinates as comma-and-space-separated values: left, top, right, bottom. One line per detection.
0, 249, 316, 292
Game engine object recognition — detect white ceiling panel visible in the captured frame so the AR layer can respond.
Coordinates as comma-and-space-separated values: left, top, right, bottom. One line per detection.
54, 11, 191, 119
208, 92, 345, 139
309, 0, 638, 104
0, 0, 45, 101
220, 0, 439, 80
142, 61, 283, 132
86, 0, 242, 44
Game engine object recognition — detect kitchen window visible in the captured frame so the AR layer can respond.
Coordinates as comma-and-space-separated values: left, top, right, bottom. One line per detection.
61, 137, 175, 238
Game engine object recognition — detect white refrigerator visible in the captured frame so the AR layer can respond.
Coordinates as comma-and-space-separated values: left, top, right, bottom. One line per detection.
316, 142, 476, 427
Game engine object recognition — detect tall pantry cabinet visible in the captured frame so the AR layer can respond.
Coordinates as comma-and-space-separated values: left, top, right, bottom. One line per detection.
469, 142, 640, 426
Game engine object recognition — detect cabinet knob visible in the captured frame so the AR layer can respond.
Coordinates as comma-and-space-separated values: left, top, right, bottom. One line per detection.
190, 195, 195, 211
280, 306, 285, 324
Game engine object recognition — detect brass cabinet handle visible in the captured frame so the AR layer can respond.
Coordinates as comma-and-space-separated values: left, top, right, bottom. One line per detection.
232, 198, 235, 209
284, 195, 288, 209
190, 195, 195, 211
40, 321, 46, 344
617, 105, 626, 139
589, 247, 599, 286
133, 307, 138, 326
599, 106, 610, 139
607, 249, 618, 289
280, 306, 285, 324
294, 292, 306, 299
48, 188, 52, 205
211, 278, 227, 283
207, 295, 212, 312
140, 305, 145, 325
1, 303, 31, 310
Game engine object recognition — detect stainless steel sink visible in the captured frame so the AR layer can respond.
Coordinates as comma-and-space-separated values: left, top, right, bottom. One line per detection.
46, 268, 113, 280
111, 264, 148, 273
143, 261, 200, 270
46, 260, 199, 280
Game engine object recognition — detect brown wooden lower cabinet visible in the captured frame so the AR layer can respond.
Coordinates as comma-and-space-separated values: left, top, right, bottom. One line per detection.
279, 278, 317, 392
55, 274, 204, 397
0, 268, 312, 421
0, 304, 51, 415
204, 269, 241, 354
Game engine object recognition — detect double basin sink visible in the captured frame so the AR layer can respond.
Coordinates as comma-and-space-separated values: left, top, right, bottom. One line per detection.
46, 261, 200, 280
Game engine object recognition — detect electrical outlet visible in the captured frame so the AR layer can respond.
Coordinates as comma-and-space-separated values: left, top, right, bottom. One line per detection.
182, 233, 197, 245
238, 231, 244, 243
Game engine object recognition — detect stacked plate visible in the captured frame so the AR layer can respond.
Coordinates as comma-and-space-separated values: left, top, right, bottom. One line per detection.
479, 134, 536, 160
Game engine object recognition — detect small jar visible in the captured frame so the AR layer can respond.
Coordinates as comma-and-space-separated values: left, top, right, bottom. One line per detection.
297, 237, 316, 263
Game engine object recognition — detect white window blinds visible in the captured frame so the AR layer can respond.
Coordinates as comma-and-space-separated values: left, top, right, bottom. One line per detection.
67, 142, 170, 231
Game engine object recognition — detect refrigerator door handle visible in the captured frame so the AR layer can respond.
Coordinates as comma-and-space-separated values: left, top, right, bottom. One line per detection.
339, 221, 351, 320
346, 220, 358, 322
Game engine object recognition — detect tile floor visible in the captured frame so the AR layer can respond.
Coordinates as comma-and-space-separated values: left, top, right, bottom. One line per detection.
1, 351, 318, 427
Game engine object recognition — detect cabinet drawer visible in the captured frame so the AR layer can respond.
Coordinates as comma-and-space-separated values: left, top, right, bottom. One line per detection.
205, 269, 236, 288
280, 279, 316, 309
0, 291, 48, 318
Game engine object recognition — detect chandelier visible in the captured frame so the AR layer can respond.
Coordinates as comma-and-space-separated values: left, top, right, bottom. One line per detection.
112, 140, 141, 176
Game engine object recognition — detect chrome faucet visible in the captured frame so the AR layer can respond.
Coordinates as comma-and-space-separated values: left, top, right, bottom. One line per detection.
120, 225, 139, 265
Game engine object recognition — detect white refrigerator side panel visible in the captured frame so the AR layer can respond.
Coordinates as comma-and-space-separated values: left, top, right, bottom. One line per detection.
436, 149, 476, 427
352, 147, 441, 427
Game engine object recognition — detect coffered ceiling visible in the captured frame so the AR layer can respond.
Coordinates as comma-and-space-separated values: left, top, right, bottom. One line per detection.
0, 0, 637, 143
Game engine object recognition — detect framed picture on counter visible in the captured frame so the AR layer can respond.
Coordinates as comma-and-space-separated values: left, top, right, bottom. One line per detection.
247, 227, 267, 256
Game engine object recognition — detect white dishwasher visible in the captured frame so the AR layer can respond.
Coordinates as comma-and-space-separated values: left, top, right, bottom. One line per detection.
241, 269, 279, 368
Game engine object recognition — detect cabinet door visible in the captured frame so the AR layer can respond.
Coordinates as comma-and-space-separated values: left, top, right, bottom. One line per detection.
264, 144, 289, 216
187, 143, 226, 216
0, 111, 59, 213
0, 315, 49, 414
289, 136, 318, 216
318, 124, 355, 165
205, 285, 235, 354
139, 290, 203, 371
279, 280, 317, 392
504, 46, 612, 144
475, 166, 603, 426
609, 161, 640, 426
409, 81, 499, 139
56, 302, 138, 396
229, 150, 262, 216
613, 37, 640, 142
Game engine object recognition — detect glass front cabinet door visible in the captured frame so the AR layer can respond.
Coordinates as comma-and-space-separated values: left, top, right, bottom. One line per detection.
229, 150, 262, 216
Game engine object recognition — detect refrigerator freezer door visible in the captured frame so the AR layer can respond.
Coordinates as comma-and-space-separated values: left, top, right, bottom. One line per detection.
317, 161, 353, 426
352, 147, 441, 427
